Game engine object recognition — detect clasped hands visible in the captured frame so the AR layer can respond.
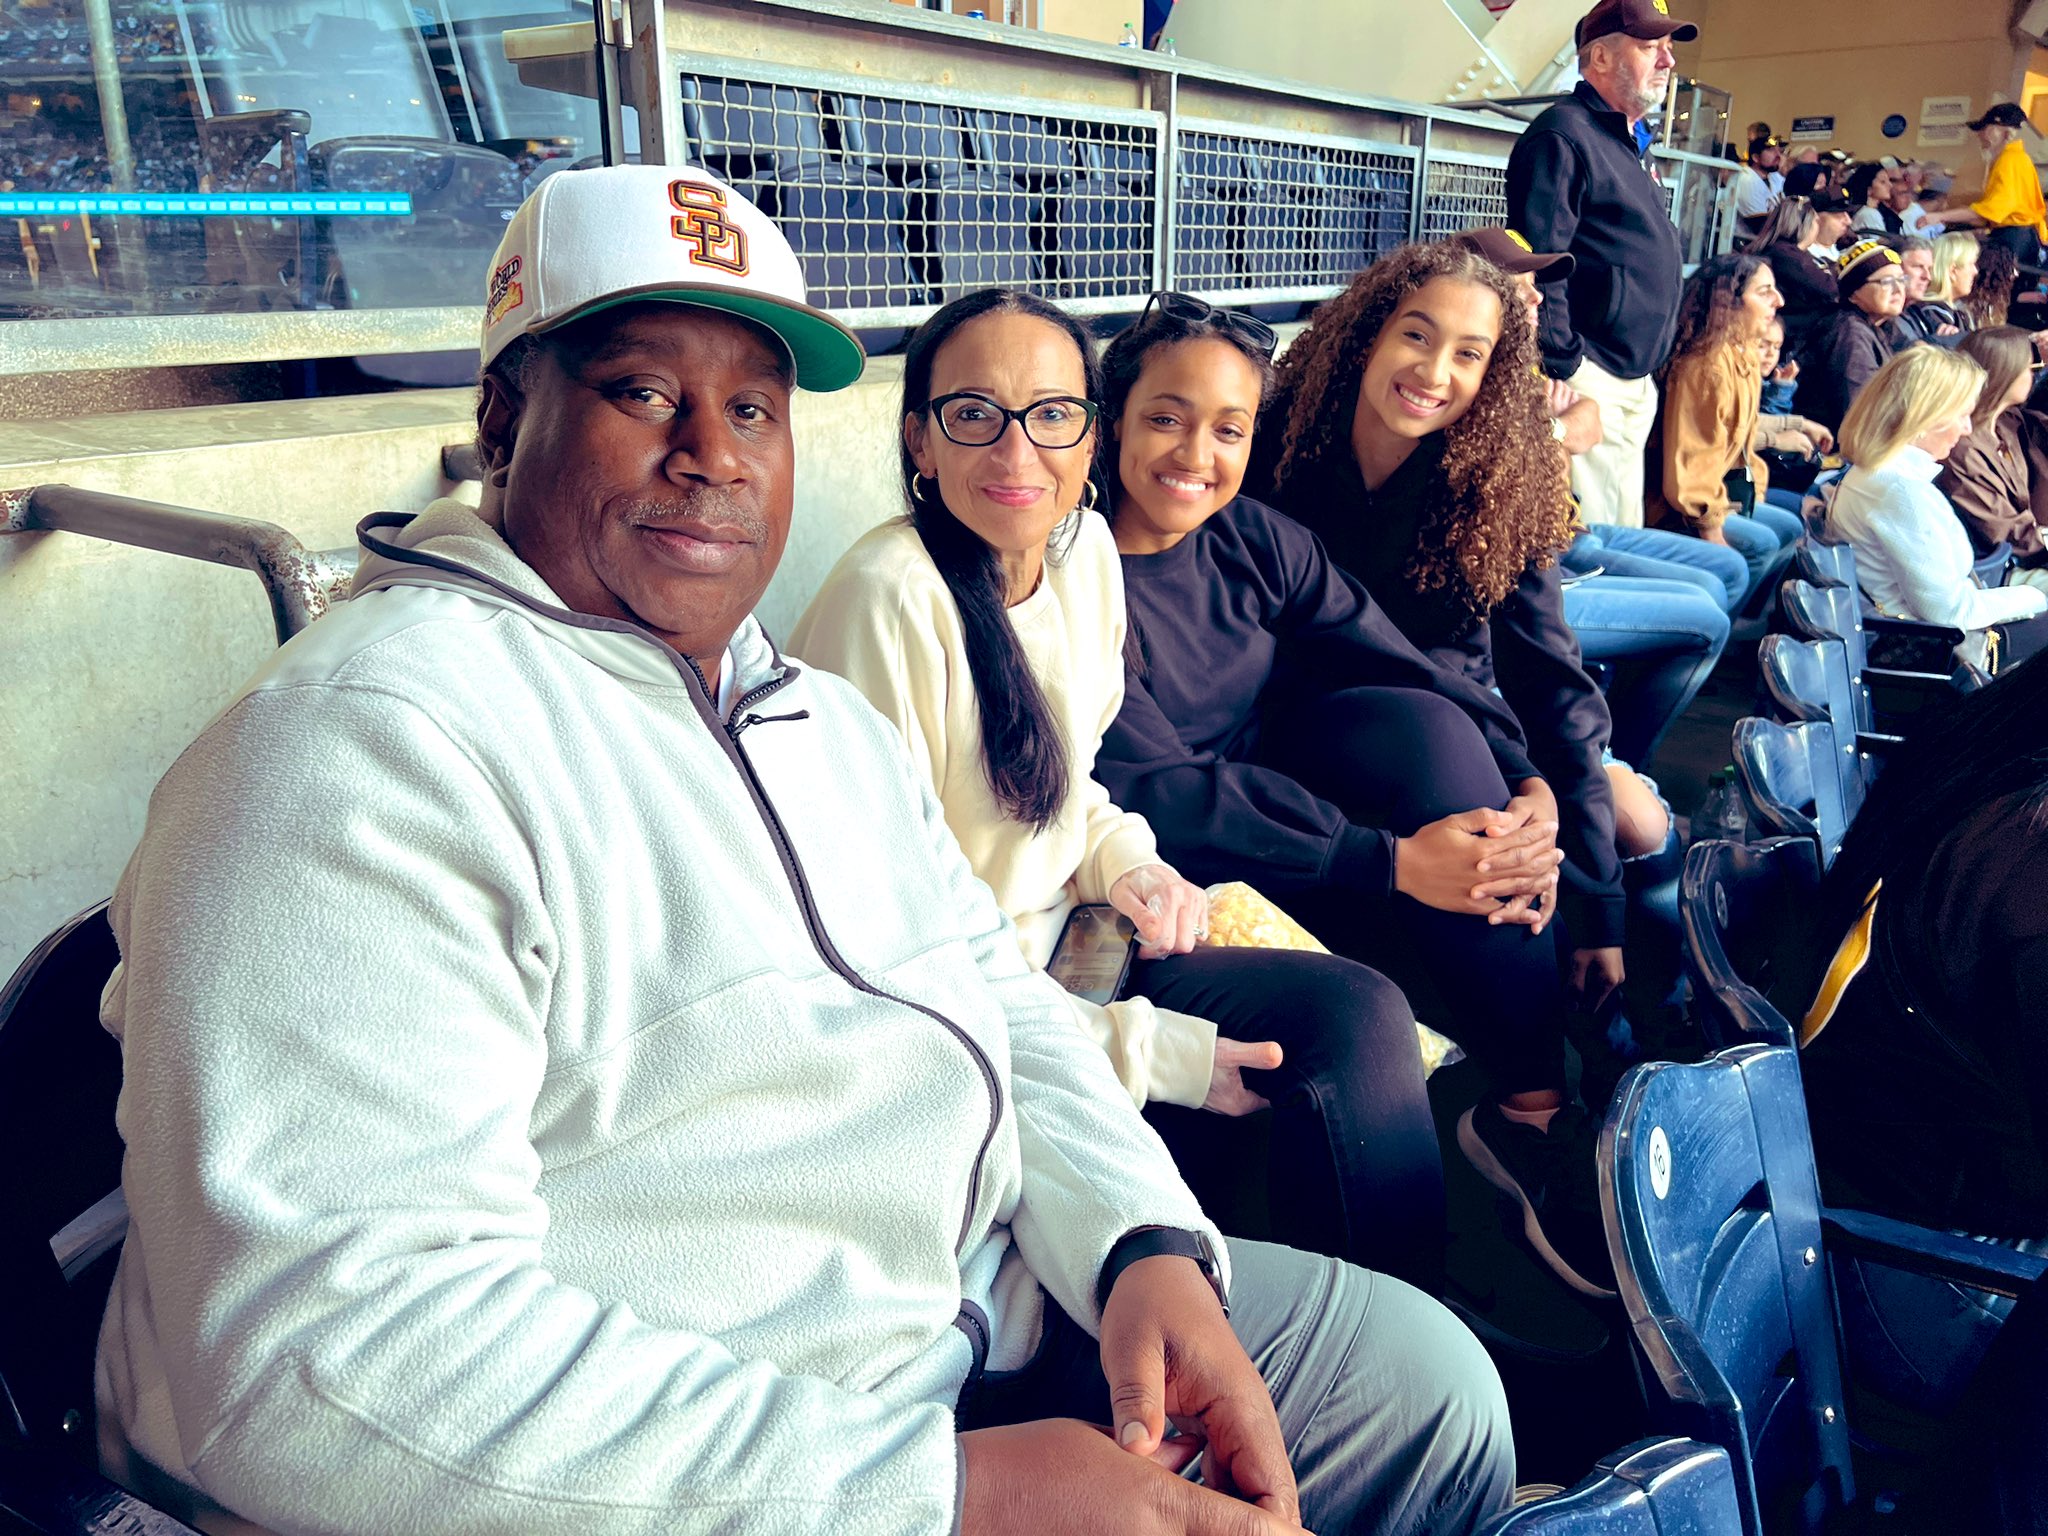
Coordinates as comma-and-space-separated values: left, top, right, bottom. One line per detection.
959, 1255, 1312, 1535
1393, 777, 1563, 933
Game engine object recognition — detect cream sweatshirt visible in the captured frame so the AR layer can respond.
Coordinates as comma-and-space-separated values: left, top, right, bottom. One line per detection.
791, 514, 1218, 1109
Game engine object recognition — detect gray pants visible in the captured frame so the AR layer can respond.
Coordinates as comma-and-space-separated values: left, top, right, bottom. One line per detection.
960, 1239, 1515, 1535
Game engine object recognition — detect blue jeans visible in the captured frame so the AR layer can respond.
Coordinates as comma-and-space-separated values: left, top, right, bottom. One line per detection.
1563, 575, 1732, 767
1719, 500, 1805, 612
1565, 524, 1751, 612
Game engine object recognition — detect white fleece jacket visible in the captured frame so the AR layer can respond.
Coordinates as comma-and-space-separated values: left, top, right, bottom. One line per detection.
790, 515, 1215, 1110
96, 498, 1220, 1536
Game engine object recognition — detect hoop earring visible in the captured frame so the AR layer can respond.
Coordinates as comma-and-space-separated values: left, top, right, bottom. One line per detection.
911, 475, 935, 505
1079, 480, 1100, 513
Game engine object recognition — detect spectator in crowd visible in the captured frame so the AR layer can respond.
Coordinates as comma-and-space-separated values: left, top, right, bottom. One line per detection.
789, 288, 1466, 1291
1749, 195, 1840, 363
92, 165, 1516, 1536
1800, 238, 1907, 436
1251, 239, 1633, 1300
1917, 165, 1957, 223
1759, 317, 1800, 414
1915, 230, 1981, 338
1736, 135, 1784, 237
1921, 103, 2048, 269
1646, 253, 1814, 594
1845, 162, 1897, 235
1796, 660, 2048, 1484
1807, 188, 1855, 258
1967, 242, 2021, 329
1829, 345, 2048, 665
1506, 0, 1696, 529
1467, 226, 1749, 611
1889, 235, 1963, 347
1939, 325, 2048, 594
1889, 162, 1931, 234
1782, 158, 1831, 205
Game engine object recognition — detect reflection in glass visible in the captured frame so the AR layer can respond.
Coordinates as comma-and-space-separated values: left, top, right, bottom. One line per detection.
1, 0, 631, 322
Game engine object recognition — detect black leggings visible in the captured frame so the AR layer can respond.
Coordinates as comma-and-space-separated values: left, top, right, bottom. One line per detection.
1257, 685, 1569, 1096
1130, 945, 1444, 1291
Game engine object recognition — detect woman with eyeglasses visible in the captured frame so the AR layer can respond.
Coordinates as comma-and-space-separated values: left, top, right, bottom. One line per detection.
1246, 240, 1633, 1301
1937, 327, 2048, 595
789, 288, 1450, 1288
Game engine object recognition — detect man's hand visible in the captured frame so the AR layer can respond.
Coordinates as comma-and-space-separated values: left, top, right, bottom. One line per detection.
1102, 1255, 1303, 1523
1569, 946, 1626, 1013
1110, 864, 1209, 960
1395, 808, 1553, 919
1775, 429, 1818, 458
1795, 418, 1835, 453
1545, 377, 1579, 417
1206, 1038, 1282, 1117
1557, 397, 1604, 455
1700, 524, 1731, 546
959, 1417, 1309, 1535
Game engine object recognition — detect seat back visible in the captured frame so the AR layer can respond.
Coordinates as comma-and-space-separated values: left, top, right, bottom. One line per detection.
1480, 1438, 1744, 1534
680, 78, 833, 181
1732, 717, 1850, 865
1601, 1046, 1856, 1536
1757, 635, 1872, 818
1678, 837, 1820, 1049
1778, 580, 1875, 732
1789, 538, 1853, 591
0, 903, 124, 1453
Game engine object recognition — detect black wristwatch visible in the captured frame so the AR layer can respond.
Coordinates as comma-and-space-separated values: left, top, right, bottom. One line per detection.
1098, 1226, 1230, 1316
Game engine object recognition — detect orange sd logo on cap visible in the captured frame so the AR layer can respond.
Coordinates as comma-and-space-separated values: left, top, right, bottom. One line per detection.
668, 180, 749, 275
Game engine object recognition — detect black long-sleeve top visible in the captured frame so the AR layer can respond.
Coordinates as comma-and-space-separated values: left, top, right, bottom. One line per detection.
1800, 307, 1897, 435
1762, 239, 1839, 366
1095, 496, 1538, 902
1263, 440, 1627, 949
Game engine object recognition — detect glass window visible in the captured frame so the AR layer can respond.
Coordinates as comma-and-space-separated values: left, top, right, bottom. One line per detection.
1, 0, 632, 321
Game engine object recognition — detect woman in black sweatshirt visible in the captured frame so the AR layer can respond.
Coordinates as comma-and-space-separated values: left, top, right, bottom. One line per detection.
1093, 284, 1617, 1299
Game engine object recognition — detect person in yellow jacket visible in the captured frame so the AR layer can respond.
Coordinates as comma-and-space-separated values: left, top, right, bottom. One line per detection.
1922, 103, 2048, 268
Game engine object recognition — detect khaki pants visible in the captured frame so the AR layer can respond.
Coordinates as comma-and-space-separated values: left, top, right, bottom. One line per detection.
1567, 358, 1661, 529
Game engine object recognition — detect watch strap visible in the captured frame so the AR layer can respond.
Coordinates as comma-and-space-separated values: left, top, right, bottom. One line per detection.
1097, 1226, 1229, 1315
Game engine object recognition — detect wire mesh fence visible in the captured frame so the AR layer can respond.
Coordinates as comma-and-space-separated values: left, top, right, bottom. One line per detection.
672, 69, 1732, 336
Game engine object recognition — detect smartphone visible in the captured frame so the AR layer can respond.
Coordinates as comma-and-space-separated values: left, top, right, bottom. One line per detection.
1045, 903, 1136, 1006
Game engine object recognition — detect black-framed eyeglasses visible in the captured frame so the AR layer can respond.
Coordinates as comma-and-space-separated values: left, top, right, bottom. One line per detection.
924, 392, 1100, 448
1137, 291, 1280, 359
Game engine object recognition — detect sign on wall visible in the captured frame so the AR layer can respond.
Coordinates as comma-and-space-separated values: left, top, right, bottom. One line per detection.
1789, 116, 1835, 141
1921, 95, 1972, 147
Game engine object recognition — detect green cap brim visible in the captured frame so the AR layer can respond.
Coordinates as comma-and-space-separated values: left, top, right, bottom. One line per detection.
538, 286, 868, 392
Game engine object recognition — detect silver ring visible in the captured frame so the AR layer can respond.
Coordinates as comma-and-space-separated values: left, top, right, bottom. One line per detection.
1194, 924, 1210, 941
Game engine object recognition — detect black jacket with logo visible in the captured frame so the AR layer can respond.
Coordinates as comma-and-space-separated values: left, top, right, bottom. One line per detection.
1507, 81, 1686, 382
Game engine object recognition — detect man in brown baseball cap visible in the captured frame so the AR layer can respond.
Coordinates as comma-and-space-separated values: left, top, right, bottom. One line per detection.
1505, 0, 1698, 528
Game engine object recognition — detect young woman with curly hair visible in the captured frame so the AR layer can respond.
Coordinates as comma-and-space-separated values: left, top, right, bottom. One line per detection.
1250, 239, 1630, 1298
1646, 252, 1819, 598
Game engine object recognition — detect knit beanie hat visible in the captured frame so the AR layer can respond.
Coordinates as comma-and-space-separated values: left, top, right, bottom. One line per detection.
1836, 238, 1901, 299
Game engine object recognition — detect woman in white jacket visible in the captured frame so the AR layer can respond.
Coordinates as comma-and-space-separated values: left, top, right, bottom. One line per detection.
792, 289, 1507, 1289
1829, 344, 2048, 668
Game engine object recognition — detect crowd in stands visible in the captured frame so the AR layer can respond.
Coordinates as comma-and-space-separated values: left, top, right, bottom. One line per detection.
45, 1, 2048, 1532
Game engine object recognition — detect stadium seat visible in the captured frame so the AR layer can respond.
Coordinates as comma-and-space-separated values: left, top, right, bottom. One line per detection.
1756, 634, 1897, 800
1788, 538, 1852, 592
1677, 836, 1817, 1049
0, 904, 200, 1534
1601, 1044, 2048, 1536
1479, 1439, 1744, 1534
1731, 716, 1854, 866
1050, 136, 1154, 300
1778, 579, 1975, 734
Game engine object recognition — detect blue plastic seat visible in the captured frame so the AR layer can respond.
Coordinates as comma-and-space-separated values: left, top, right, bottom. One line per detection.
1049, 137, 1154, 299
1602, 1044, 2048, 1535
1789, 538, 1852, 592
1731, 716, 1855, 866
1756, 634, 1896, 803
1778, 579, 1975, 733
1678, 835, 1818, 1049
1479, 1439, 1744, 1534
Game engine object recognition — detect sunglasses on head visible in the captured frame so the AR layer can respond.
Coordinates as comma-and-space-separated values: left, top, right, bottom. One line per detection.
1138, 291, 1280, 359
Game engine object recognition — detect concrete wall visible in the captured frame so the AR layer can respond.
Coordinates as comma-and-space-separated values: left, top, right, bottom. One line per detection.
1676, 0, 2027, 172
0, 367, 907, 979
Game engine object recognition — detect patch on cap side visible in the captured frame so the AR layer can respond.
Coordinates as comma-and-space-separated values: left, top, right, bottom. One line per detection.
487, 254, 524, 327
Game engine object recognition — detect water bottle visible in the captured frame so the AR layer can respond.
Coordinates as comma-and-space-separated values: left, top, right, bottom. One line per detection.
1117, 19, 1139, 46
1695, 766, 1749, 845
1163, 35, 1178, 55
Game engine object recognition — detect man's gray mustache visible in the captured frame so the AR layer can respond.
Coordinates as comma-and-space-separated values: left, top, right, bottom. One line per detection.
618, 496, 773, 542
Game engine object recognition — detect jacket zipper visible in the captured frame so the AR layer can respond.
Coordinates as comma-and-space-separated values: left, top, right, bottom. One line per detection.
684, 655, 1005, 1254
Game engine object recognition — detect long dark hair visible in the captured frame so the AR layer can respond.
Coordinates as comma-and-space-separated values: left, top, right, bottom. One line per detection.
1958, 325, 2034, 431
1098, 300, 1278, 676
899, 287, 1104, 832
1746, 196, 1816, 254
1264, 240, 1574, 620
1664, 252, 1769, 373
1968, 244, 2019, 328
1799, 661, 2048, 1005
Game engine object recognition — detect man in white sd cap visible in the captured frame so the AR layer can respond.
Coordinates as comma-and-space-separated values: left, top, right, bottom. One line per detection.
95, 165, 1511, 1536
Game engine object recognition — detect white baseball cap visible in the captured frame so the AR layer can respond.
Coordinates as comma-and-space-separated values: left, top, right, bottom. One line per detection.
480, 163, 866, 392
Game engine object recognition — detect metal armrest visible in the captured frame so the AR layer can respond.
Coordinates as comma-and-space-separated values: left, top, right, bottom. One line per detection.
1821, 1206, 2048, 1300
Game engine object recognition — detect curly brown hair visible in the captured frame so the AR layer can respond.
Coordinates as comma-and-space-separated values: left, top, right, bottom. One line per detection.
1265, 241, 1574, 619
